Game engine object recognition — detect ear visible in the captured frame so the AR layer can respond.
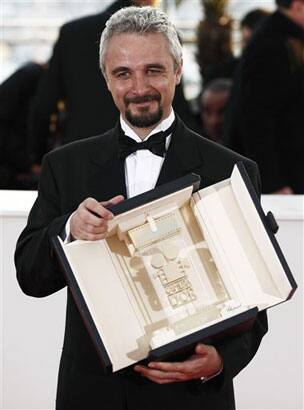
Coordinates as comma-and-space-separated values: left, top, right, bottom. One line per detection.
175, 60, 183, 85
103, 72, 111, 92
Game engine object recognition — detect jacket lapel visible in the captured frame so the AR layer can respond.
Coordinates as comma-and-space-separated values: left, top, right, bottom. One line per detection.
85, 125, 127, 201
157, 116, 206, 188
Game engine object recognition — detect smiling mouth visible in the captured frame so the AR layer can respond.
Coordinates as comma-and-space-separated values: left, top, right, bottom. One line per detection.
132, 100, 155, 107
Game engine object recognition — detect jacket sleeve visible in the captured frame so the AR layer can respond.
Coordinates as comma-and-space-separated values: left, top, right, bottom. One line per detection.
15, 154, 70, 297
212, 310, 268, 389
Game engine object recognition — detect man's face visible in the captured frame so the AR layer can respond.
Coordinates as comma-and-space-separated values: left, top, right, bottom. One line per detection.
201, 90, 229, 143
104, 32, 182, 131
293, 0, 304, 27
284, 0, 304, 27
241, 26, 253, 50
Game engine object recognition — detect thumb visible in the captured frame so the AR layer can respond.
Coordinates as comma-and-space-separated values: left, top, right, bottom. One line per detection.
109, 195, 125, 205
195, 343, 212, 356
100, 195, 124, 207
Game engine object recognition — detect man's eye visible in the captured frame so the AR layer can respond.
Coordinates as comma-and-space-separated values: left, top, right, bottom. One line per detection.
116, 72, 130, 78
147, 68, 161, 75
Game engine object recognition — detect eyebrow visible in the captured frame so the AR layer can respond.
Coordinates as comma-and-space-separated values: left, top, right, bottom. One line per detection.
111, 67, 130, 75
111, 63, 166, 76
145, 63, 166, 70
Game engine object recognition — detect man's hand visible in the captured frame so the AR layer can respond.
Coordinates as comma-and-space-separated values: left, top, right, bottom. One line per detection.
272, 186, 294, 194
134, 343, 223, 384
70, 195, 124, 241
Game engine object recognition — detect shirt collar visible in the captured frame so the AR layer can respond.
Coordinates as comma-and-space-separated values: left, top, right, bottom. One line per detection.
120, 109, 175, 143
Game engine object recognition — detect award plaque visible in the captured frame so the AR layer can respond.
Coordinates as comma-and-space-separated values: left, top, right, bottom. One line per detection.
52, 163, 297, 374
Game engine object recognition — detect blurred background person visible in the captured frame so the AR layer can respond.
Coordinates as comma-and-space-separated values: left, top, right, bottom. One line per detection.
199, 78, 232, 144
223, 0, 304, 194
28, 0, 195, 167
196, 0, 234, 84
240, 8, 270, 49
0, 62, 45, 189
203, 7, 270, 84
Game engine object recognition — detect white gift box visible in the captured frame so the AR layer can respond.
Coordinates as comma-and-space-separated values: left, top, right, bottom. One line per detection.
52, 163, 296, 373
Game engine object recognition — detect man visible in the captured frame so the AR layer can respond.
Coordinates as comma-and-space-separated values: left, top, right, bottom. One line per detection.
224, 0, 304, 194
200, 78, 232, 144
0, 62, 45, 189
28, 0, 194, 165
204, 8, 269, 84
15, 7, 267, 410
240, 8, 270, 50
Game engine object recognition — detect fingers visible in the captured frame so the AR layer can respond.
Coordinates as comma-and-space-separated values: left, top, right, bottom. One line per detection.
150, 359, 205, 379
273, 186, 293, 194
144, 377, 175, 384
134, 358, 204, 384
84, 197, 114, 220
148, 360, 203, 374
100, 195, 124, 208
70, 195, 124, 241
134, 344, 223, 384
195, 343, 223, 377
134, 365, 184, 384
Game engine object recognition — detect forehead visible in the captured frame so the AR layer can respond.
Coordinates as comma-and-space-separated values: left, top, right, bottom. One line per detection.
203, 89, 229, 102
104, 32, 174, 70
202, 90, 229, 110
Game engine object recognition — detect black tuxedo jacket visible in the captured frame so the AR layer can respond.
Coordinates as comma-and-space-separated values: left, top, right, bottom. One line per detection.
29, 0, 198, 164
223, 11, 304, 194
15, 117, 267, 410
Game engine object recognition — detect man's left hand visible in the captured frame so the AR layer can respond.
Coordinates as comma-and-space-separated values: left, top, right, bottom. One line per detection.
134, 343, 223, 384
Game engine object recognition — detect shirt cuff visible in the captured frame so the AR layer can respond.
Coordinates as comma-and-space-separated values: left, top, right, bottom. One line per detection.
200, 362, 224, 383
62, 213, 75, 243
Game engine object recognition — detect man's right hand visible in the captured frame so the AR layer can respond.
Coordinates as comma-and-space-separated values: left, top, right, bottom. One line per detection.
272, 186, 294, 195
70, 195, 124, 241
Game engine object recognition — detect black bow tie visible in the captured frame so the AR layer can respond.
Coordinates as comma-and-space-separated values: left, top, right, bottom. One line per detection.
118, 119, 177, 161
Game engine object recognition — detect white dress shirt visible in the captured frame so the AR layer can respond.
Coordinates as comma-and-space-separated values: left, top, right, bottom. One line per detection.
121, 109, 175, 198
64, 110, 175, 241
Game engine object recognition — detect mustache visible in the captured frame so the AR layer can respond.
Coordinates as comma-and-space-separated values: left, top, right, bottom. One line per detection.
124, 93, 161, 105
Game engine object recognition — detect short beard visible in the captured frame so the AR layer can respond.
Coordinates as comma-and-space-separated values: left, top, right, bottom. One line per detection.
125, 106, 163, 128
124, 93, 163, 128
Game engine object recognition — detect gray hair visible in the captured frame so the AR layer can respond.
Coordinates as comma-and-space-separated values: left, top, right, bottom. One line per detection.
99, 6, 183, 75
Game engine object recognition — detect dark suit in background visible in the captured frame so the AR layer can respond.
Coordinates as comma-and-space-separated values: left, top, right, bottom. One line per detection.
15, 116, 267, 410
0, 62, 44, 189
223, 11, 304, 193
29, 0, 196, 164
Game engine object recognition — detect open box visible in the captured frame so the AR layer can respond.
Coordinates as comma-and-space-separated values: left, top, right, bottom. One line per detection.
52, 162, 297, 374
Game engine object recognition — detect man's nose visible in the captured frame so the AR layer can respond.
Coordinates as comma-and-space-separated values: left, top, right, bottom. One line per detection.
131, 73, 150, 95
